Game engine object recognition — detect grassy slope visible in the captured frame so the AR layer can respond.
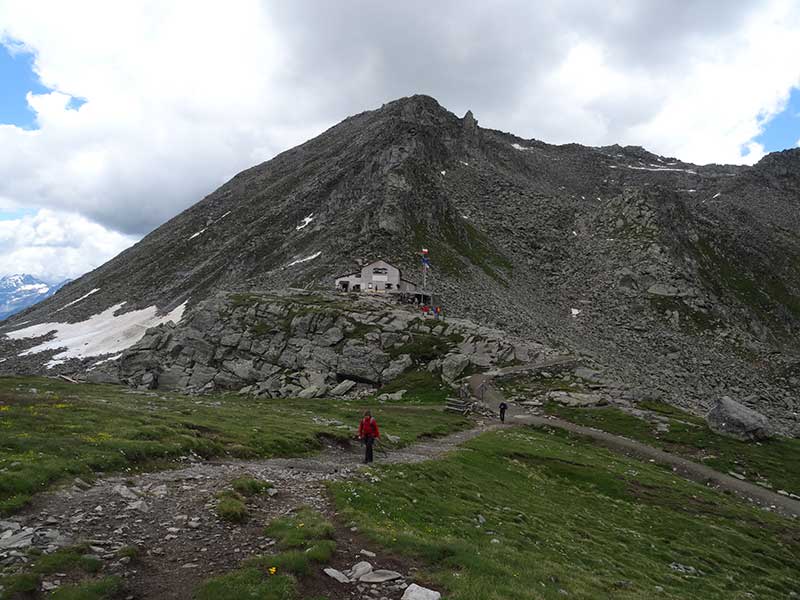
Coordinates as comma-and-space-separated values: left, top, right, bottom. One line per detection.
0, 376, 469, 514
331, 427, 800, 600
545, 401, 800, 495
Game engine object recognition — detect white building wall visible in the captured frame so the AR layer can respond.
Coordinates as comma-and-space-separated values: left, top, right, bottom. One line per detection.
336, 260, 418, 293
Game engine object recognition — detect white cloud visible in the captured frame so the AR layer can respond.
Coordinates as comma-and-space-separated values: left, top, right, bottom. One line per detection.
0, 209, 136, 281
0, 0, 799, 279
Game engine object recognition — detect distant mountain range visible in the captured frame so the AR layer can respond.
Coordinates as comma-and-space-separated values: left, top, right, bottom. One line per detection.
0, 275, 69, 321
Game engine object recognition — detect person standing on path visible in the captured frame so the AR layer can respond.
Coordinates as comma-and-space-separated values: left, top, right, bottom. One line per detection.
499, 401, 508, 423
358, 410, 381, 464
478, 380, 487, 402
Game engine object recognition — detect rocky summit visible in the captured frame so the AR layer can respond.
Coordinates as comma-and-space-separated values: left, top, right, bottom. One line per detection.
1, 94, 799, 433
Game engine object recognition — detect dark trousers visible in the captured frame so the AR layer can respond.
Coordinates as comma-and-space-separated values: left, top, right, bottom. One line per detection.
364, 436, 374, 463
500, 408, 506, 423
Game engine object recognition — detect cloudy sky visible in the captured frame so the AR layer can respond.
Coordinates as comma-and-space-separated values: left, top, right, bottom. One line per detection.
1, 0, 799, 282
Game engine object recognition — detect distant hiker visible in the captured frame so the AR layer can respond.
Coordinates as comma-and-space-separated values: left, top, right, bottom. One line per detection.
460, 382, 471, 402
421, 304, 429, 317
499, 401, 508, 423
434, 306, 441, 320
358, 410, 381, 464
478, 380, 487, 401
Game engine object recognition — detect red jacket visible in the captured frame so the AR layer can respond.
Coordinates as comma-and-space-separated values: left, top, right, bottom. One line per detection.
358, 416, 380, 439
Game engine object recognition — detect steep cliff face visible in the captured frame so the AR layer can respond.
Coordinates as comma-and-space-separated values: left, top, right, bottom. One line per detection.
1, 95, 799, 429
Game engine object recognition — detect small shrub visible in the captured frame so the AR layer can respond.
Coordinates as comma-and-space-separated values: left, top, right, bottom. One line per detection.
216, 491, 248, 523
50, 576, 122, 600
0, 572, 40, 595
115, 545, 140, 560
231, 477, 272, 497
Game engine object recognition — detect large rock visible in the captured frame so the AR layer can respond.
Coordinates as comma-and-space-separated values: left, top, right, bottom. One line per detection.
402, 584, 442, 600
382, 354, 413, 382
705, 396, 772, 441
359, 569, 402, 583
441, 353, 470, 382
330, 379, 357, 396
547, 391, 607, 407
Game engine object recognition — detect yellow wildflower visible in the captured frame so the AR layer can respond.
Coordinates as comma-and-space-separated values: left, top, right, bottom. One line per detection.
268, 566, 277, 575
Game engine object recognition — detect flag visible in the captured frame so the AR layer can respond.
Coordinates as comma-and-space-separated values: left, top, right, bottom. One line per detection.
421, 248, 429, 255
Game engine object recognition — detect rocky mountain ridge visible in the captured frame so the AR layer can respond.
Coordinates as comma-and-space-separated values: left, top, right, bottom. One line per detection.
1, 95, 798, 433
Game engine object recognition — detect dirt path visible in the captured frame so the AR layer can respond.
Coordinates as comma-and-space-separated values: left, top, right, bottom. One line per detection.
2, 422, 499, 599
468, 372, 800, 519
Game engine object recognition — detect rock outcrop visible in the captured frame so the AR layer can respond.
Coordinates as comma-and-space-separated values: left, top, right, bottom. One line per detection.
114, 290, 548, 396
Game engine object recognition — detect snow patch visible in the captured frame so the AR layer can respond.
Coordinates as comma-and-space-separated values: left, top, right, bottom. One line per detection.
511, 143, 531, 151
627, 165, 697, 175
440, 170, 446, 176
93, 353, 123, 366
6, 302, 187, 365
55, 288, 100, 313
187, 211, 232, 240
296, 213, 315, 231
712, 192, 722, 199
286, 251, 322, 267
460, 161, 469, 166
571, 308, 582, 317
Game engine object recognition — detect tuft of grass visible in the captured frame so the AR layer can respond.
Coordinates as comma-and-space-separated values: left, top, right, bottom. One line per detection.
331, 427, 800, 600
231, 477, 273, 497
49, 577, 122, 600
0, 546, 110, 600
115, 545, 141, 561
265, 507, 335, 549
216, 491, 248, 523
0, 376, 469, 515
546, 402, 800, 495
0, 572, 39, 597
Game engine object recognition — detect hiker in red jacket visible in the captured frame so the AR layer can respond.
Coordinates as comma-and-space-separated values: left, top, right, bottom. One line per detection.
358, 410, 381, 464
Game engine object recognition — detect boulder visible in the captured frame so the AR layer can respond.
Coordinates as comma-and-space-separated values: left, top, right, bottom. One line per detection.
321, 326, 344, 346
646, 283, 681, 297
359, 569, 402, 583
85, 369, 120, 385
705, 396, 772, 441
547, 391, 607, 407
298, 384, 328, 399
382, 354, 413, 382
330, 379, 357, 396
349, 561, 373, 579
441, 354, 470, 382
402, 584, 442, 600
323, 568, 350, 583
